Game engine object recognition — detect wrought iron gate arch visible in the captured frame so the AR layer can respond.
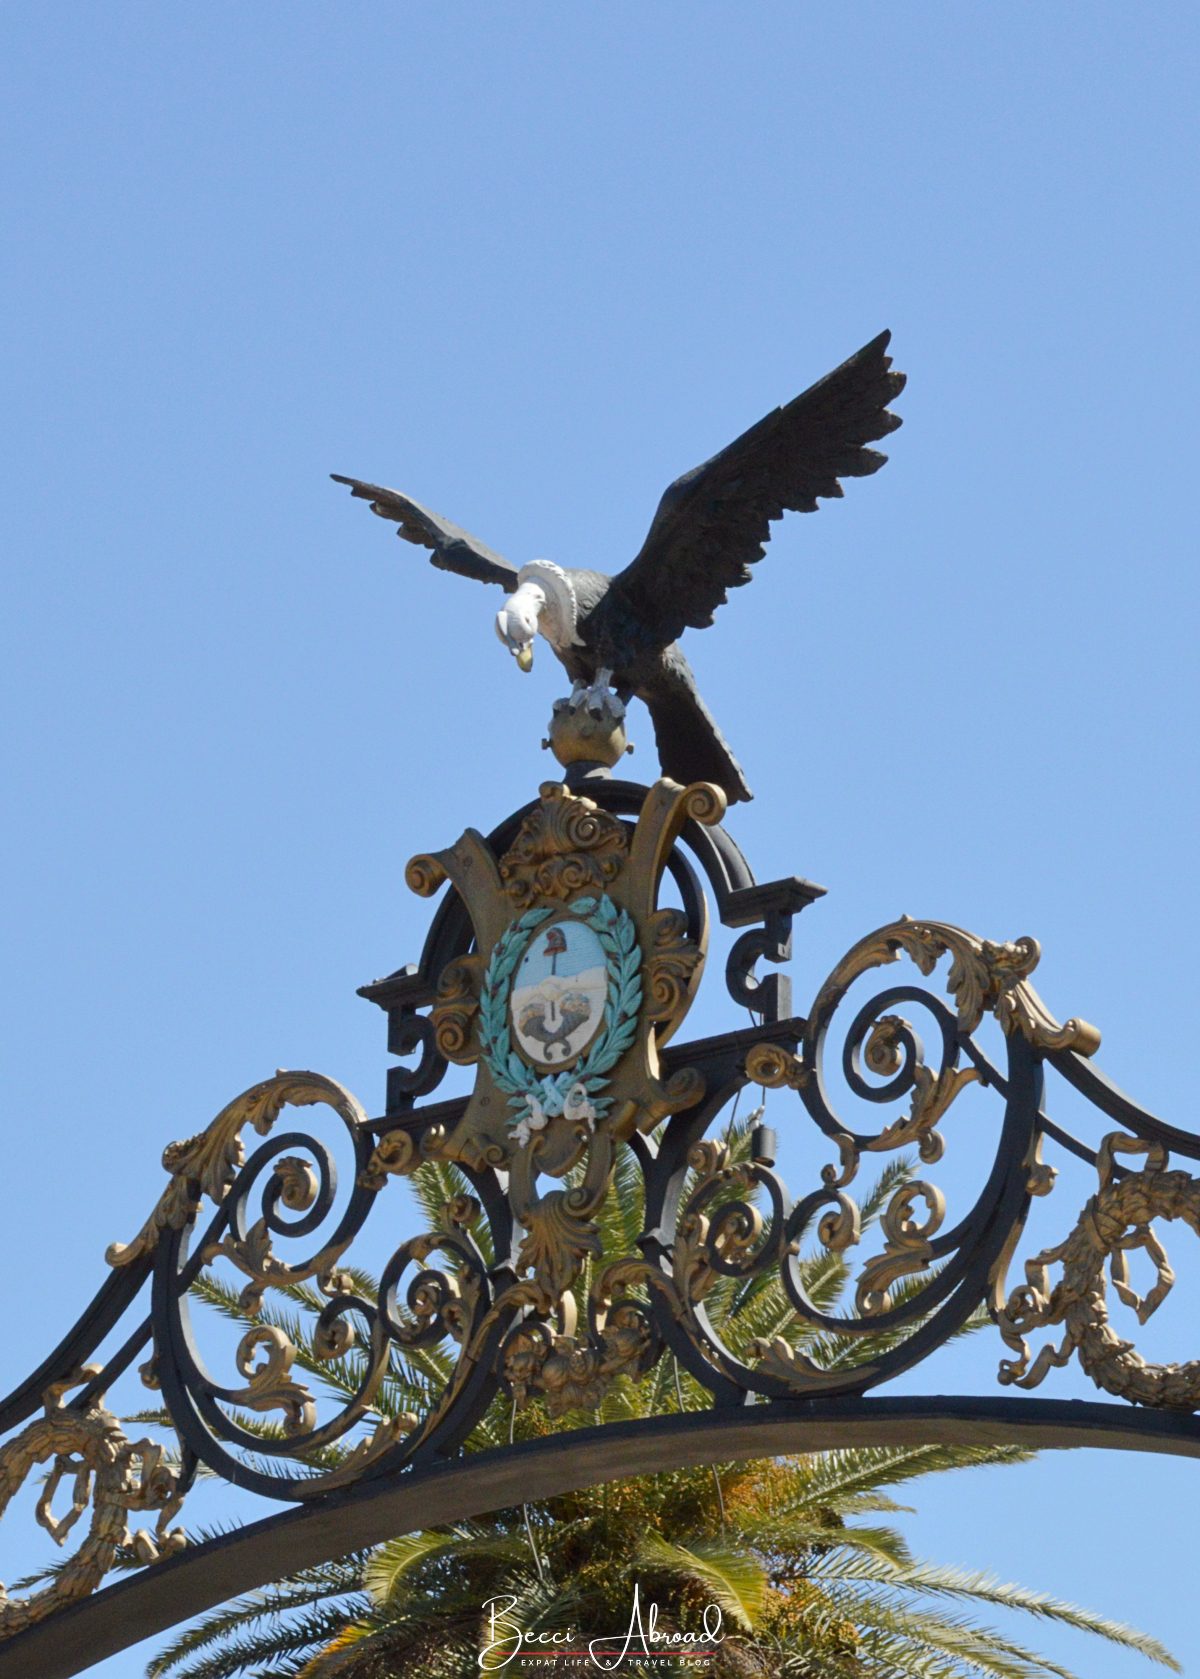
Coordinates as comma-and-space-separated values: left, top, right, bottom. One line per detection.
4, 766, 1200, 1677
6, 1397, 1200, 1679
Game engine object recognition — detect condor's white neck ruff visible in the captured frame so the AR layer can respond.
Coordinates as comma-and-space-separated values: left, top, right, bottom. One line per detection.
517, 560, 582, 650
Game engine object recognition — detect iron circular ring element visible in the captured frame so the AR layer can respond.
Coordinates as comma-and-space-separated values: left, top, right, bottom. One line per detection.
803, 983, 963, 1150
245, 1133, 338, 1243
843, 1004, 924, 1106
377, 1218, 492, 1352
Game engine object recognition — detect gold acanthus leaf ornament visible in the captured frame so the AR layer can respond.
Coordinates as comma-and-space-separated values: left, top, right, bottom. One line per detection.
106, 1072, 367, 1268
811, 918, 1101, 1058
222, 1325, 317, 1437
497, 782, 629, 909
996, 1132, 1200, 1409
644, 907, 705, 1028
855, 1180, 946, 1315
515, 1190, 604, 1311
0, 1370, 187, 1636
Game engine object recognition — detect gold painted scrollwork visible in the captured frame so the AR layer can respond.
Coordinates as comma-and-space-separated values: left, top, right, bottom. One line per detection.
749, 1336, 868, 1389
431, 954, 486, 1063
997, 1133, 1200, 1409
222, 1326, 317, 1436
855, 1180, 946, 1315
813, 918, 1101, 1058
0, 1371, 187, 1635
359, 1125, 420, 1190
863, 1017, 978, 1166
644, 908, 705, 1027
498, 782, 629, 909
745, 1041, 807, 1090
106, 1072, 368, 1268
404, 852, 449, 897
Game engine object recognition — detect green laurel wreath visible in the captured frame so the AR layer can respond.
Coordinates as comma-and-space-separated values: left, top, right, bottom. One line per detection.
478, 894, 643, 1129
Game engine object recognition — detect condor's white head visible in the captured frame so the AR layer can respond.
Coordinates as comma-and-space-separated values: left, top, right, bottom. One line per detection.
495, 561, 580, 672
495, 580, 543, 671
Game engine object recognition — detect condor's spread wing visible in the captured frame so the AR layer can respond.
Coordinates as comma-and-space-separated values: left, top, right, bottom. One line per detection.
605, 332, 904, 648
331, 475, 518, 589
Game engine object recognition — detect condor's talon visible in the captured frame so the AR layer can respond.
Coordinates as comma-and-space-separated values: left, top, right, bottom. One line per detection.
569, 671, 623, 720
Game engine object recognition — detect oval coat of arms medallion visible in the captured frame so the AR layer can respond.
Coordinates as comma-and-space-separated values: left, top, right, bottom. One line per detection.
510, 918, 607, 1067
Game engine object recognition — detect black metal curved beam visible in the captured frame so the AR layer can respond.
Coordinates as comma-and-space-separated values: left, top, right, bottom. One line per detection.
0, 1261, 151, 1434
5, 1395, 1200, 1679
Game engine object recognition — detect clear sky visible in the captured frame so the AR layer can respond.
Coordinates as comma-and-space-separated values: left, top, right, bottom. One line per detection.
2, 5, 1198, 1676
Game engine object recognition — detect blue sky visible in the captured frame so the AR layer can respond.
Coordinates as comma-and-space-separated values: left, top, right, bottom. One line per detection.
516, 924, 607, 990
2, 5, 1198, 1675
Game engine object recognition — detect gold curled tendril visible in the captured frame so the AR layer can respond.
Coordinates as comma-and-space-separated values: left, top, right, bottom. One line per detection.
679, 782, 726, 827
223, 1325, 317, 1437
106, 1072, 367, 1268
856, 1181, 946, 1316
405, 853, 449, 897
812, 918, 1101, 1057
745, 1041, 808, 1090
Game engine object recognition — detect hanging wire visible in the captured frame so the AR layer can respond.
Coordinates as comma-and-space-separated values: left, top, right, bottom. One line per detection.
672, 1354, 727, 1532
721, 1078, 745, 1146
510, 1395, 548, 1586
695, 1001, 773, 1532
723, 1003, 769, 1146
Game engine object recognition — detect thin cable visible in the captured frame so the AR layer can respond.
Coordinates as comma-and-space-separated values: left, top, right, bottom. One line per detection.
724, 1004, 769, 1146
722, 1079, 744, 1146
673, 1355, 727, 1532
511, 1395, 548, 1586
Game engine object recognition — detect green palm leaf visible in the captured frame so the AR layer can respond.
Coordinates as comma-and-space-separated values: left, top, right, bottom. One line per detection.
363, 1527, 529, 1607
636, 1532, 767, 1630
811, 1555, 1178, 1671
147, 1563, 367, 1677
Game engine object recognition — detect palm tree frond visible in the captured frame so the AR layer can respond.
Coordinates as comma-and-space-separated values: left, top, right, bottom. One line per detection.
812, 1556, 1178, 1672
636, 1532, 767, 1630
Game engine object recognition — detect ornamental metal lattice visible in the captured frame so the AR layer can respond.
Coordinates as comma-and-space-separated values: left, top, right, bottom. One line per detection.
4, 338, 1198, 1676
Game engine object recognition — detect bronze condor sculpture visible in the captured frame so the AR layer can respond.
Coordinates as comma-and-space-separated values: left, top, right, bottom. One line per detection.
334, 331, 904, 802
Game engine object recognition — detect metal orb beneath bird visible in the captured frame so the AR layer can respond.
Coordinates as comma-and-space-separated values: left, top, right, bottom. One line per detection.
545, 695, 629, 772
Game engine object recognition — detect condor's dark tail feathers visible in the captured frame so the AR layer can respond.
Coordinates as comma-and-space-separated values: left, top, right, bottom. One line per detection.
637, 656, 753, 805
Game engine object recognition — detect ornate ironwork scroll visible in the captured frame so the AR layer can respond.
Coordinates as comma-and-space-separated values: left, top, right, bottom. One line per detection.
4, 769, 1200, 1675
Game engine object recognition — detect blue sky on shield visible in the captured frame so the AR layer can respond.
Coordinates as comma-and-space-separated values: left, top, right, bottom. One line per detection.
1, 5, 1198, 1675
515, 923, 607, 992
